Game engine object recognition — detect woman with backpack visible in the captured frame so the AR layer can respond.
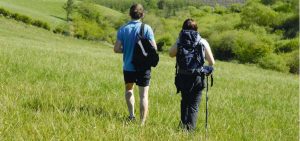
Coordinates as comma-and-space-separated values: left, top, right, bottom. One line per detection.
169, 19, 215, 131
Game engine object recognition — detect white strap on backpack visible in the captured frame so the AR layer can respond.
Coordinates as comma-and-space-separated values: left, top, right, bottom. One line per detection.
137, 40, 148, 57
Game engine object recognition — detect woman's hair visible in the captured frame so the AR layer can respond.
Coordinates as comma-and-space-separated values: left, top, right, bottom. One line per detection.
130, 4, 144, 20
182, 19, 198, 31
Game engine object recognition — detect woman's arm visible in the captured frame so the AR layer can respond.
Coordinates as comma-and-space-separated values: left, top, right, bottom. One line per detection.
169, 43, 177, 57
202, 39, 215, 66
169, 39, 179, 57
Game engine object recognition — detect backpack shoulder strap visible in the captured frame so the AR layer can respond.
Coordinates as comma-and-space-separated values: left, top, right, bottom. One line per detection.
139, 23, 145, 38
196, 38, 205, 65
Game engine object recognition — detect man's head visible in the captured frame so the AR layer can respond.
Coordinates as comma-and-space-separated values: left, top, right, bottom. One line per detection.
130, 4, 144, 20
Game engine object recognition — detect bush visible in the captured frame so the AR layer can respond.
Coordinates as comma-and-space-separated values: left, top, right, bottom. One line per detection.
248, 24, 267, 35
32, 20, 43, 27
12, 13, 32, 24
200, 6, 213, 13
157, 34, 174, 52
275, 38, 299, 53
0, 7, 11, 17
241, 2, 279, 27
272, 1, 293, 13
73, 16, 103, 40
233, 31, 272, 63
209, 30, 237, 60
77, 2, 99, 20
188, 6, 204, 17
157, 42, 165, 52
32, 20, 50, 30
53, 27, 63, 34
210, 30, 272, 63
230, 3, 242, 13
258, 53, 289, 73
286, 50, 299, 74
275, 14, 299, 38
214, 4, 228, 15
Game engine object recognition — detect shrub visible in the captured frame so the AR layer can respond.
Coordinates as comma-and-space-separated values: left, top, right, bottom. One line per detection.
212, 22, 235, 33
0, 7, 11, 17
32, 20, 44, 27
157, 34, 174, 51
272, 1, 293, 13
258, 53, 289, 73
10, 13, 19, 19
230, 3, 242, 13
12, 14, 32, 24
248, 24, 267, 35
233, 31, 272, 63
261, 0, 277, 5
209, 30, 237, 60
275, 38, 299, 53
275, 14, 299, 38
73, 16, 103, 40
200, 6, 213, 13
286, 50, 299, 74
53, 27, 63, 34
214, 4, 227, 15
210, 30, 273, 63
241, 2, 279, 27
157, 41, 165, 52
32, 20, 50, 30
77, 2, 99, 21
41, 23, 50, 30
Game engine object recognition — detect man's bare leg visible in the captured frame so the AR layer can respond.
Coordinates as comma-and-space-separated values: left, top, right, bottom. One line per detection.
139, 86, 149, 125
125, 83, 135, 119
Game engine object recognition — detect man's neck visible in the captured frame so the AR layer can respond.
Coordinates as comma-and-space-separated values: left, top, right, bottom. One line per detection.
131, 19, 141, 22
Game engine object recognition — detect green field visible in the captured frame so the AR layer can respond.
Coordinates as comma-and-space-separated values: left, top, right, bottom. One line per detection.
0, 15, 298, 141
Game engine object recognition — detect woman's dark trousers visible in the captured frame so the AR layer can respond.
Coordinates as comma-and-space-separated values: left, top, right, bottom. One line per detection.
179, 74, 203, 131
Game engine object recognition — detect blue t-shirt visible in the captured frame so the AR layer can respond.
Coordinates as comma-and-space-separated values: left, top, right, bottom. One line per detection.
117, 20, 155, 71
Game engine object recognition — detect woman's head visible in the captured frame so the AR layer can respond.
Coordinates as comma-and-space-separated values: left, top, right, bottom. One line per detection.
182, 19, 198, 31
130, 4, 144, 20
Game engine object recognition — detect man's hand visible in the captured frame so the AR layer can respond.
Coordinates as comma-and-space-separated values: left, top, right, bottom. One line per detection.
114, 40, 123, 53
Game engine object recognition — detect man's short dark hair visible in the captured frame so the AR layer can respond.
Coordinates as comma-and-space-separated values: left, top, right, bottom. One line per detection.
130, 4, 144, 20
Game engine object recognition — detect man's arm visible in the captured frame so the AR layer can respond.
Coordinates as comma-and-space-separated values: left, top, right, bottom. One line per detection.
150, 40, 157, 51
114, 40, 123, 53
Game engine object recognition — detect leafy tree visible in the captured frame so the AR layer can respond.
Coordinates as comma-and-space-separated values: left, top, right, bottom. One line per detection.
63, 0, 75, 21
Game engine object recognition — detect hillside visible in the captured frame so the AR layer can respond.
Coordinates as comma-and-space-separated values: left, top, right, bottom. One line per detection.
0, 16, 298, 141
0, 0, 124, 28
0, 0, 66, 27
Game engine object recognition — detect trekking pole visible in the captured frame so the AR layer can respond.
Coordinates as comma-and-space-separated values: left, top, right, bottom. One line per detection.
205, 75, 209, 139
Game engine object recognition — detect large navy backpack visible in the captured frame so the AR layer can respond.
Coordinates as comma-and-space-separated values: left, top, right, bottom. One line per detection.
176, 30, 205, 75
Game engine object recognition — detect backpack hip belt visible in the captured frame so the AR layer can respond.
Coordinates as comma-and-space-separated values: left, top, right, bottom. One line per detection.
177, 67, 203, 75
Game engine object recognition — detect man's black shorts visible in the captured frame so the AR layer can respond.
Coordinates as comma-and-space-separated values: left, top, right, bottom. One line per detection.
123, 70, 151, 87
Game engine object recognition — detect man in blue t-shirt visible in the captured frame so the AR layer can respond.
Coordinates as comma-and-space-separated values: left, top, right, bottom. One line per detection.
114, 4, 157, 126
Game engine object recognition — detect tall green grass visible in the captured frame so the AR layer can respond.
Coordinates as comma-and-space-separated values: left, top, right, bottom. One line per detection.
0, 17, 298, 140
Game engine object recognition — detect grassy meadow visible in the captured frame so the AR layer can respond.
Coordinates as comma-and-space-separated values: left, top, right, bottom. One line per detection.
0, 15, 299, 141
